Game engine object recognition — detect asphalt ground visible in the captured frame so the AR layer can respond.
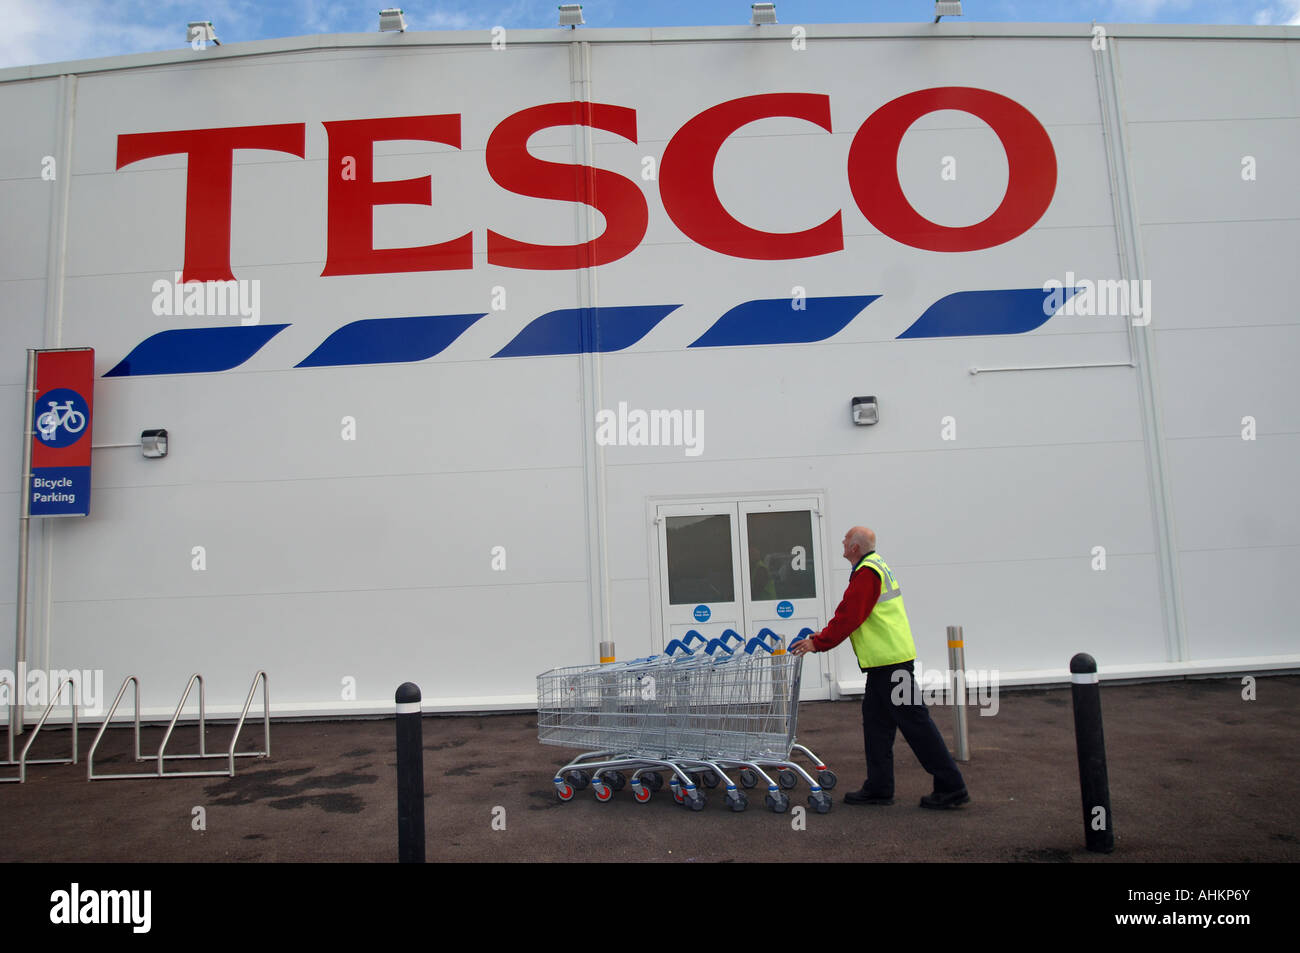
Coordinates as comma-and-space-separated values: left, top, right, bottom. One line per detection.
1, 674, 1296, 864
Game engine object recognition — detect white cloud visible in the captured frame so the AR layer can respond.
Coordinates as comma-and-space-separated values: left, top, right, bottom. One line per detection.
1107, 0, 1197, 17
406, 1, 559, 31
0, 0, 179, 70
0, 0, 581, 70
1101, 0, 1300, 21
281, 0, 371, 36
1249, 1, 1300, 23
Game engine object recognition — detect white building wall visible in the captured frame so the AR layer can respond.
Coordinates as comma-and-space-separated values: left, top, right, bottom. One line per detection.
1117, 37, 1300, 664
0, 24, 1295, 719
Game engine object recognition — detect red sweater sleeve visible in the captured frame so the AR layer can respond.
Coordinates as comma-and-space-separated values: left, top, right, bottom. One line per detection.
812, 566, 881, 651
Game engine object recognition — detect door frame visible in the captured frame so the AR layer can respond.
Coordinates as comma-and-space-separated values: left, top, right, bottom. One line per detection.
645, 490, 837, 700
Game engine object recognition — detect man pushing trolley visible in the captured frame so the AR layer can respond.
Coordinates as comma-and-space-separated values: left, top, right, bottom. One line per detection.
792, 526, 970, 809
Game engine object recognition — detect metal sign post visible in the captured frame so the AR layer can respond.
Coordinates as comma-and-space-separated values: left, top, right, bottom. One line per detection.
11, 347, 95, 744
11, 350, 36, 741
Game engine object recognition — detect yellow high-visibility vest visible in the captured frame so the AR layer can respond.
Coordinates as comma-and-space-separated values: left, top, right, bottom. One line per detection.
848, 553, 917, 669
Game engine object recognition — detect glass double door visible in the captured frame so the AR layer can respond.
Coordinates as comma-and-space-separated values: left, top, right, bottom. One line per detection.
656, 497, 829, 698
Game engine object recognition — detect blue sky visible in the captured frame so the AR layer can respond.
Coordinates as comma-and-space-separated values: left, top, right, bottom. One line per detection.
1, 0, 1297, 70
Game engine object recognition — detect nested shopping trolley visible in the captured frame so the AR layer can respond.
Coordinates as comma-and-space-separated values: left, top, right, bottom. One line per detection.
536, 632, 836, 814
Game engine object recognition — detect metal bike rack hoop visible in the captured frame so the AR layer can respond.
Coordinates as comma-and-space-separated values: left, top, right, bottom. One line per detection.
1, 676, 80, 784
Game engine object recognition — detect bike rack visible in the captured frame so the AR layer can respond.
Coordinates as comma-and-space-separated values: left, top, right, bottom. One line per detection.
87, 675, 144, 780
3, 672, 12, 765
88, 671, 270, 781
226, 670, 271, 776
1, 676, 80, 784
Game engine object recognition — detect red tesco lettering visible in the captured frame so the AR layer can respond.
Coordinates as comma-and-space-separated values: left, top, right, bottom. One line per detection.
115, 87, 1057, 281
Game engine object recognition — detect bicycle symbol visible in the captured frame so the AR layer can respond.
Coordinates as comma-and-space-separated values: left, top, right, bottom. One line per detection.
37, 400, 86, 439
33, 388, 90, 449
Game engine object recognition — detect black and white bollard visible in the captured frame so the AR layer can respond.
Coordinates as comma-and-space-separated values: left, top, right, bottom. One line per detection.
395, 682, 425, 863
1069, 653, 1114, 853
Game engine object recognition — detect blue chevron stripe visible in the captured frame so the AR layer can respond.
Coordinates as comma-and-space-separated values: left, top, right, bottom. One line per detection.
896, 288, 1082, 339
493, 305, 681, 358
103, 325, 290, 377
688, 295, 879, 348
104, 287, 1082, 376
297, 313, 486, 367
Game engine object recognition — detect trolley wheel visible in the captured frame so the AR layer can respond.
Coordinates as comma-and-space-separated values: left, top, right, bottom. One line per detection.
725, 791, 748, 813
778, 769, 798, 790
592, 781, 613, 802
671, 782, 686, 804
809, 791, 832, 814
765, 792, 790, 814
567, 770, 590, 790
643, 772, 663, 792
738, 769, 758, 789
698, 770, 720, 789
633, 782, 652, 803
556, 783, 575, 802
607, 771, 627, 792
686, 792, 706, 812
818, 770, 838, 790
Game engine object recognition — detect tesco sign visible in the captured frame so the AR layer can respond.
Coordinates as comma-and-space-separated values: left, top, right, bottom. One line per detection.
116, 86, 1057, 283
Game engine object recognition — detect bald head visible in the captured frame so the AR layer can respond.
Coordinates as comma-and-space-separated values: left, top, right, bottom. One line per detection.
842, 526, 876, 564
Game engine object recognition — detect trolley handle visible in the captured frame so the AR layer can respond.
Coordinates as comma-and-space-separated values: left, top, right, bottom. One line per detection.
787, 627, 816, 651
719, 629, 743, 648
703, 638, 734, 656
743, 637, 774, 655
754, 627, 781, 648
664, 640, 694, 656
682, 630, 707, 647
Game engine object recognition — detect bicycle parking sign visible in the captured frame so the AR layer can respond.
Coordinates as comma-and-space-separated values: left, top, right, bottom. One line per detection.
28, 349, 94, 517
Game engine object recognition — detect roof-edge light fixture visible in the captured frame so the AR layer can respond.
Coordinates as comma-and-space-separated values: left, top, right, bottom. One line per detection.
186, 21, 220, 47
934, 1, 963, 23
379, 8, 407, 32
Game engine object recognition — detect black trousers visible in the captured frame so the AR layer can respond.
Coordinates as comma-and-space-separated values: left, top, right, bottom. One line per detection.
861, 659, 965, 795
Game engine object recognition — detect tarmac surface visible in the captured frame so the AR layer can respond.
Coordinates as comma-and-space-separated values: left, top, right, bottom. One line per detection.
1, 674, 1296, 863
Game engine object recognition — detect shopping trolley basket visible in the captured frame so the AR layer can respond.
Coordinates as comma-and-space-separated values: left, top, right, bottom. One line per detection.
536, 632, 834, 813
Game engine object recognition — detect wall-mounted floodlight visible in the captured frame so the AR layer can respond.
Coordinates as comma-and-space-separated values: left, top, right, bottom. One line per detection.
141, 429, 168, 458
379, 8, 407, 32
934, 1, 963, 23
559, 4, 584, 27
186, 21, 220, 46
751, 3, 777, 25
851, 397, 879, 426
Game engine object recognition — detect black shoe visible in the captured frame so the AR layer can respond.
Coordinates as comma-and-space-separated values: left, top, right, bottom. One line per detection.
844, 787, 894, 806
919, 788, 970, 809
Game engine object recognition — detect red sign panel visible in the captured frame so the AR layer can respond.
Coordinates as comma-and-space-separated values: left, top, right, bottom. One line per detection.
30, 348, 94, 517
